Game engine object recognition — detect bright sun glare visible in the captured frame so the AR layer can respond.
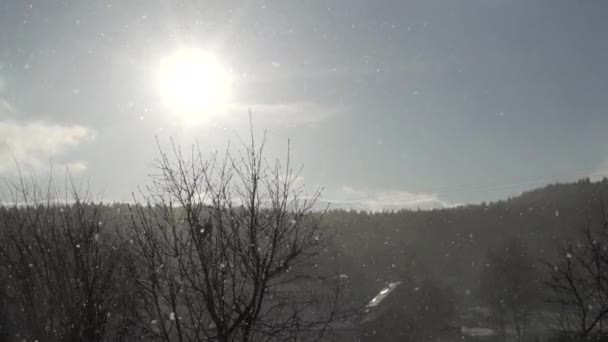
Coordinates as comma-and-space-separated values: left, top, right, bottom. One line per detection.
157, 49, 232, 124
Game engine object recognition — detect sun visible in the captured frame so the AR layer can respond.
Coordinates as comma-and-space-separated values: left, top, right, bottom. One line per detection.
157, 48, 232, 124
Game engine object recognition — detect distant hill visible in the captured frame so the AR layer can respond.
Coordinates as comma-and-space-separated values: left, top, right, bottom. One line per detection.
321, 177, 608, 303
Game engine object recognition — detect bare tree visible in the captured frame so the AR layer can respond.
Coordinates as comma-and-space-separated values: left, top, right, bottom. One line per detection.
126, 131, 342, 342
545, 206, 608, 340
0, 170, 127, 341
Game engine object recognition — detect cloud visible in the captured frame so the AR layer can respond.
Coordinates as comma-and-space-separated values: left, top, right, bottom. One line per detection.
319, 186, 457, 212
0, 76, 93, 173
227, 102, 340, 125
0, 78, 92, 174
64, 161, 88, 174
0, 101, 92, 175
0, 98, 13, 116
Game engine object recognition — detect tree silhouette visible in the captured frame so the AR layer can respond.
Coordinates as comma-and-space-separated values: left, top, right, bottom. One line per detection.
545, 204, 608, 339
126, 132, 342, 341
0, 172, 127, 341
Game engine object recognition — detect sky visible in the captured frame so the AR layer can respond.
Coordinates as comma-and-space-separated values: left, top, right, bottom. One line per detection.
1, 0, 608, 210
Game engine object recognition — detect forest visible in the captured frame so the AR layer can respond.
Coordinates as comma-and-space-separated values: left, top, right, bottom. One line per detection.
1, 140, 608, 341
3, 1, 608, 341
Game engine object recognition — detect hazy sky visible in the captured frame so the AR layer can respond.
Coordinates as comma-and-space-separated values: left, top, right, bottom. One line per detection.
1, 0, 608, 210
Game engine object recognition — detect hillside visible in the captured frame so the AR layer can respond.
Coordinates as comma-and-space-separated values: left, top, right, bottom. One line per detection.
322, 177, 608, 303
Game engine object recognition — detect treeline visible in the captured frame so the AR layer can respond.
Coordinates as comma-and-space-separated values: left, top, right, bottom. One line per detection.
2, 149, 608, 341
324, 178, 608, 292
0, 137, 343, 342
